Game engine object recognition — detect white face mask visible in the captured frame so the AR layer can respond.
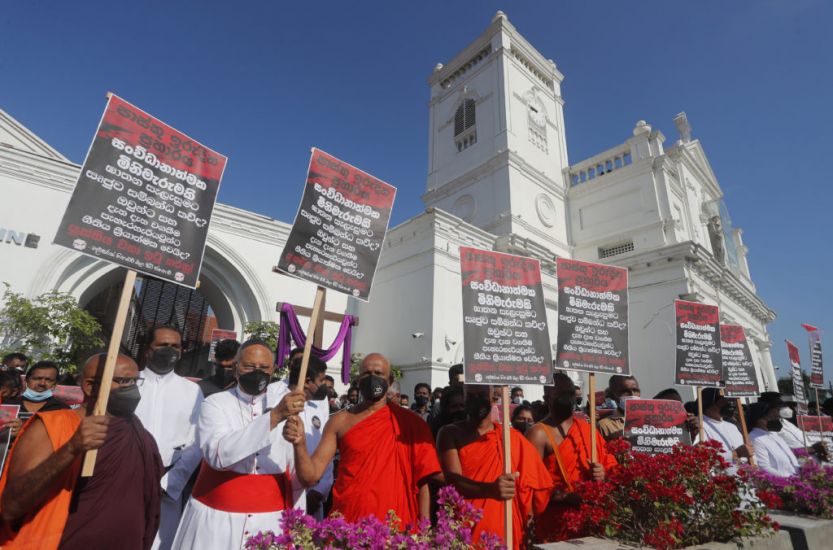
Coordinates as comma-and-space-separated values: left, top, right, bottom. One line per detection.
779, 407, 793, 420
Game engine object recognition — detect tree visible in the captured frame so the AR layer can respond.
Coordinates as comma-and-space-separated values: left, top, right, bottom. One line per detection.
244, 320, 280, 351
0, 284, 103, 374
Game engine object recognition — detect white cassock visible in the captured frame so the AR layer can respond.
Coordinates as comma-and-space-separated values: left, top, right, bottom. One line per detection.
172, 387, 294, 550
696, 416, 744, 464
136, 369, 203, 550
750, 427, 800, 477
268, 381, 334, 519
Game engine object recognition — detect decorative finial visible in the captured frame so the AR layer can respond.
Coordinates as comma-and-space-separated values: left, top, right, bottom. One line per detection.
493, 10, 507, 23
633, 120, 652, 136
433, 63, 444, 73
673, 112, 692, 143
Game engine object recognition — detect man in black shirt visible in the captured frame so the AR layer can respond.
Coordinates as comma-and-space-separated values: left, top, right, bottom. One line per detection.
197, 339, 240, 397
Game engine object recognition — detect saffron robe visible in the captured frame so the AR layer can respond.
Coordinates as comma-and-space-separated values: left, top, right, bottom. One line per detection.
534, 417, 617, 543
457, 424, 553, 549
331, 402, 441, 526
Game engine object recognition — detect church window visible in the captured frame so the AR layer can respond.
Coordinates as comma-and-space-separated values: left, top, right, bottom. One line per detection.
623, 152, 632, 166
454, 99, 477, 152
599, 241, 635, 259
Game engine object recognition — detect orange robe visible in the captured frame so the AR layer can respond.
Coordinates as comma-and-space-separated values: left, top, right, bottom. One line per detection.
535, 417, 617, 543
331, 402, 441, 526
457, 424, 553, 549
0, 410, 81, 550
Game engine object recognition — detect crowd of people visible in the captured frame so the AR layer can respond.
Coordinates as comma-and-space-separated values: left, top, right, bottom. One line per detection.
0, 336, 831, 550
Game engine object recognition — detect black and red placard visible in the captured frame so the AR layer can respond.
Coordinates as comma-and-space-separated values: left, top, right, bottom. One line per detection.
460, 247, 552, 385
277, 148, 395, 300
54, 94, 226, 288
624, 399, 691, 455
797, 416, 833, 445
674, 301, 722, 387
720, 324, 760, 397
555, 258, 629, 375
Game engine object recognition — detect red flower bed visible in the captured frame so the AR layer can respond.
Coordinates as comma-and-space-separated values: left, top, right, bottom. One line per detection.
561, 439, 778, 549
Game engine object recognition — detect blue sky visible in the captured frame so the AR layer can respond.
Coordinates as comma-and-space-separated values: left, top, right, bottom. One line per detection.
2, 1, 831, 388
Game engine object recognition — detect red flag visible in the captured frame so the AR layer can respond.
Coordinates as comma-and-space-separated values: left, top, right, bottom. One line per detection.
786, 340, 801, 366
802, 323, 819, 333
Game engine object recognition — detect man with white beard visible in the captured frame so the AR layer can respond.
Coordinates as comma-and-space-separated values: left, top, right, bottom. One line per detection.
135, 325, 203, 550
173, 339, 305, 549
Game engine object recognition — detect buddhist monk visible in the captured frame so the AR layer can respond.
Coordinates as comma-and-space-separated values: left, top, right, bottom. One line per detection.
0, 353, 163, 550
283, 353, 441, 526
526, 372, 617, 543
437, 384, 553, 549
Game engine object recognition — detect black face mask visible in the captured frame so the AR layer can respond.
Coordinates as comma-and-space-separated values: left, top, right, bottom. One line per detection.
147, 346, 180, 375
766, 419, 783, 432
465, 394, 491, 422
107, 385, 141, 417
414, 395, 429, 408
358, 374, 388, 402
311, 383, 330, 401
550, 394, 575, 418
512, 421, 530, 434
237, 370, 270, 396
575, 397, 583, 409
720, 404, 737, 420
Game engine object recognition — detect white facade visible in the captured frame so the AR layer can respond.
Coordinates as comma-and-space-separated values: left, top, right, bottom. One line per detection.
0, 12, 777, 399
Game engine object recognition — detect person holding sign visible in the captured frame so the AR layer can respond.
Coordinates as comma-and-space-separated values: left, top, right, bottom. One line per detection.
0, 353, 162, 550
437, 385, 553, 549
747, 400, 799, 477
695, 388, 753, 466
282, 353, 441, 527
172, 340, 305, 550
526, 373, 617, 543
597, 375, 641, 441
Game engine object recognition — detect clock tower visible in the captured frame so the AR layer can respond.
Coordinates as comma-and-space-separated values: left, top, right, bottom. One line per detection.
423, 11, 570, 258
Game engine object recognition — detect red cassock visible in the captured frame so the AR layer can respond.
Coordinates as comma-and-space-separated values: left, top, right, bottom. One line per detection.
457, 424, 553, 549
330, 403, 441, 526
535, 417, 617, 543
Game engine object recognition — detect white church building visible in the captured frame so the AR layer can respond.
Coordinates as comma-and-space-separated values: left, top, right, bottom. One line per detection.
0, 12, 776, 398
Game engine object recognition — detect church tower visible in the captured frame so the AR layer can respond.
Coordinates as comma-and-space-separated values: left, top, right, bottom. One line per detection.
423, 11, 570, 258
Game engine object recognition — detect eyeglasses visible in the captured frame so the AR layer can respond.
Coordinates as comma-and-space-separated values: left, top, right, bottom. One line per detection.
113, 376, 144, 386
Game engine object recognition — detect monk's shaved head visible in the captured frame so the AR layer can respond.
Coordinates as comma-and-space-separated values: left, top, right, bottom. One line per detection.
361, 353, 392, 382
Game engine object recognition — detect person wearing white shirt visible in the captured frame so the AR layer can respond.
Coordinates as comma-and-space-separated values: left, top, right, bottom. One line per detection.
269, 355, 334, 519
756, 392, 831, 461
695, 388, 753, 465
747, 399, 799, 477
173, 339, 306, 550
135, 325, 203, 550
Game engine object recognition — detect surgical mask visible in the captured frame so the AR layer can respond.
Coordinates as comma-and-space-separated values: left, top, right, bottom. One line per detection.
147, 346, 179, 375
766, 419, 783, 432
358, 374, 388, 402
512, 396, 523, 405
22, 387, 52, 402
414, 395, 429, 408
779, 407, 793, 420
107, 385, 141, 417
237, 370, 270, 396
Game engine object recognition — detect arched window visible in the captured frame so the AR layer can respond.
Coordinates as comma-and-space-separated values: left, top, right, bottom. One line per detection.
454, 99, 477, 151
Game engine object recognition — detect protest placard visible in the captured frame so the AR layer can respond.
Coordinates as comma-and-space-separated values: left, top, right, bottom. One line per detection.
675, 301, 722, 387
624, 399, 691, 455
459, 247, 552, 385
787, 340, 809, 416
52, 385, 84, 406
277, 148, 396, 301
555, 258, 628, 375
807, 329, 824, 388
797, 415, 833, 445
54, 94, 226, 288
719, 324, 759, 398
207, 328, 238, 362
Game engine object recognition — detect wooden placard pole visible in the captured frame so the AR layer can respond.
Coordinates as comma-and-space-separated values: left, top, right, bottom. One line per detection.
589, 373, 597, 463
296, 286, 326, 392
81, 269, 137, 477
696, 387, 705, 444
815, 387, 823, 432
501, 385, 513, 550
735, 397, 755, 467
